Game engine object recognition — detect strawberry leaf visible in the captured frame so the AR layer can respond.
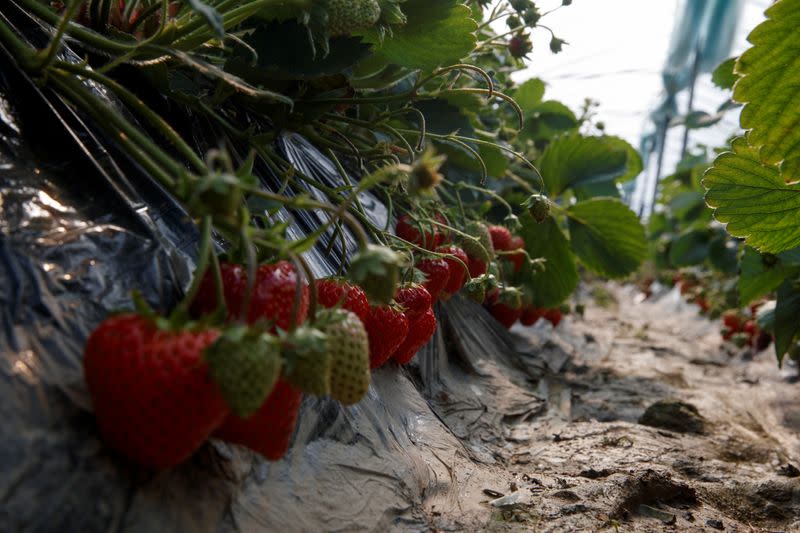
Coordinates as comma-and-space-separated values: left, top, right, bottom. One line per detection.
668, 229, 711, 267
774, 280, 800, 365
734, 0, 800, 179
518, 214, 578, 307
739, 247, 787, 304
538, 134, 642, 198
514, 78, 545, 112
566, 198, 647, 278
363, 0, 477, 71
703, 138, 800, 254
712, 57, 737, 90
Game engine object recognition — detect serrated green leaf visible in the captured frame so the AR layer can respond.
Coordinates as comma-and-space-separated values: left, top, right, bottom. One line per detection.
414, 98, 474, 136
712, 57, 737, 90
514, 78, 545, 112
566, 198, 647, 278
703, 138, 800, 253
538, 134, 642, 197
738, 246, 787, 304
774, 279, 800, 364
437, 89, 485, 112
533, 100, 577, 129
230, 21, 371, 81
364, 0, 477, 71
518, 214, 578, 307
668, 229, 710, 267
708, 233, 738, 274
734, 0, 800, 178
478, 141, 508, 176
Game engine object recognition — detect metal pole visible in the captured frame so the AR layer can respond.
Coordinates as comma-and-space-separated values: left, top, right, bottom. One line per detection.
680, 44, 702, 159
646, 113, 671, 218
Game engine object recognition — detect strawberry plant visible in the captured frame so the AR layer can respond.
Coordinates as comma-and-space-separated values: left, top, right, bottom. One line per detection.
0, 0, 652, 467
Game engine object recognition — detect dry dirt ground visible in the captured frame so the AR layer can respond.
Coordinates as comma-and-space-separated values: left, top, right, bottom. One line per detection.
425, 284, 800, 532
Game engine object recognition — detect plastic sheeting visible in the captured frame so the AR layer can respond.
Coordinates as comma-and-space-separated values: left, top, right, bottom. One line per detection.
0, 8, 559, 532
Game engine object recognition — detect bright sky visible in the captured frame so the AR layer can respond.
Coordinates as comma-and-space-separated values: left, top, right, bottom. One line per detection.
509, 0, 681, 146
493, 0, 771, 214
500, 0, 770, 148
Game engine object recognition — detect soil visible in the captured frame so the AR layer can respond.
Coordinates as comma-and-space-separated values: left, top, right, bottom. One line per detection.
421, 283, 800, 532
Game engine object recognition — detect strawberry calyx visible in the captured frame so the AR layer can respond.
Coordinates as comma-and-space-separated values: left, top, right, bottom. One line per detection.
349, 244, 404, 305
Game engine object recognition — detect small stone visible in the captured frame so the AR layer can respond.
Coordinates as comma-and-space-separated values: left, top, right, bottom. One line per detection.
706, 518, 724, 530
639, 504, 676, 525
639, 399, 706, 434
490, 491, 520, 508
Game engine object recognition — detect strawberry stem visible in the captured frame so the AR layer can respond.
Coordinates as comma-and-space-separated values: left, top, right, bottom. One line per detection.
173, 215, 214, 322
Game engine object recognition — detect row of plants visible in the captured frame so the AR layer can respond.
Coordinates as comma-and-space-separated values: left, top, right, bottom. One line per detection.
645, 0, 800, 363
0, 0, 648, 469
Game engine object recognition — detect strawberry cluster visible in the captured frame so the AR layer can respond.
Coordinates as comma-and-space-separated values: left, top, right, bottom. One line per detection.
720, 306, 772, 352
396, 215, 566, 331
83, 210, 561, 470
83, 253, 446, 469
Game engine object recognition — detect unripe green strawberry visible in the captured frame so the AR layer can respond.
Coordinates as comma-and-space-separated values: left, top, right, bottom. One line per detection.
326, 0, 381, 36
523, 194, 550, 223
320, 309, 371, 405
731, 332, 749, 348
349, 244, 404, 305
462, 274, 496, 304
205, 327, 282, 418
282, 326, 331, 396
461, 221, 494, 262
463, 279, 486, 303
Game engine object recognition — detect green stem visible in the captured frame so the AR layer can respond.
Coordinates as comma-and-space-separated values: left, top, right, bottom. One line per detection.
174, 215, 213, 319
50, 73, 178, 189
55, 60, 206, 173
33, 0, 83, 71
50, 70, 183, 184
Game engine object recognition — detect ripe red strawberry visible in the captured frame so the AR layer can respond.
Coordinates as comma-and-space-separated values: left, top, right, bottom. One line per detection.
213, 378, 302, 460
485, 288, 522, 329
395, 283, 433, 322
192, 261, 309, 331
543, 308, 563, 328
467, 256, 488, 278
417, 258, 451, 301
393, 308, 437, 365
721, 326, 734, 341
488, 225, 513, 251
249, 262, 309, 330
722, 310, 741, 332
694, 296, 710, 313
363, 305, 409, 369
505, 236, 525, 273
315, 278, 370, 320
520, 306, 543, 326
743, 320, 758, 337
83, 314, 228, 469
191, 262, 247, 319
438, 245, 469, 297
508, 33, 533, 58
396, 214, 440, 250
